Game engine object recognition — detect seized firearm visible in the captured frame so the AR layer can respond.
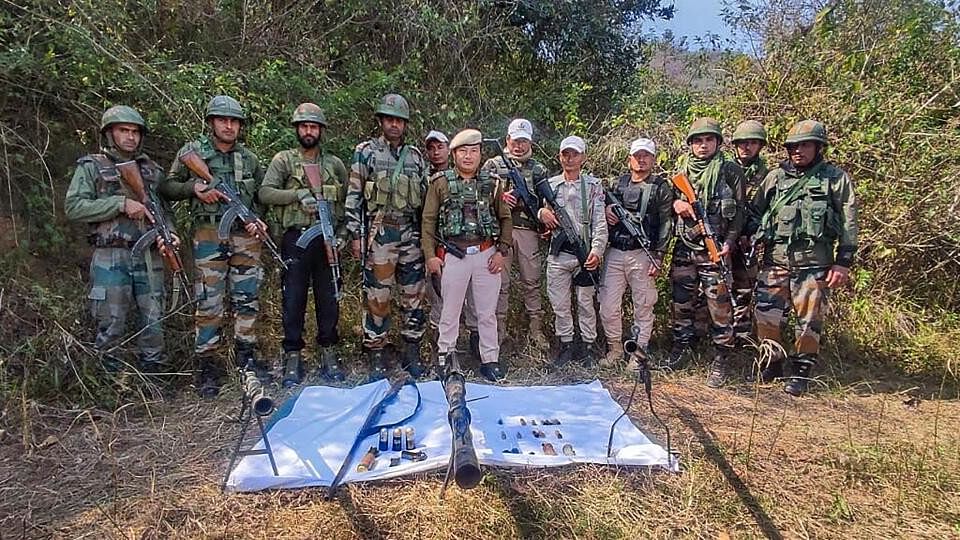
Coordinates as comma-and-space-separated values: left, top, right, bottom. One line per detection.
440, 356, 482, 496
178, 149, 287, 270
605, 190, 661, 272
116, 160, 192, 306
540, 183, 600, 288
221, 363, 278, 491
426, 232, 466, 301
296, 163, 343, 300
670, 172, 735, 307
482, 138, 541, 230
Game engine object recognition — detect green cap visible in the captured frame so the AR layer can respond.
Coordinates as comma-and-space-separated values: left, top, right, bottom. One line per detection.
785, 120, 828, 145
375, 93, 411, 121
100, 105, 147, 134
291, 102, 328, 127
205, 95, 246, 121
731, 120, 767, 143
686, 117, 723, 143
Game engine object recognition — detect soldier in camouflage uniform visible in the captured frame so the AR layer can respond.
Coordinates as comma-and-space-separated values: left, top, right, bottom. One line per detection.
539, 136, 608, 366
476, 118, 552, 352
259, 103, 347, 386
65, 105, 178, 372
746, 120, 858, 396
599, 138, 673, 370
669, 118, 747, 387
422, 129, 513, 382
159, 95, 266, 397
345, 94, 429, 380
730, 120, 769, 341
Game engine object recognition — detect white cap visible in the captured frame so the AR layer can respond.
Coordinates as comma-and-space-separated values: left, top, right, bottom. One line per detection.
425, 130, 448, 144
629, 138, 656, 156
559, 135, 586, 154
507, 118, 533, 141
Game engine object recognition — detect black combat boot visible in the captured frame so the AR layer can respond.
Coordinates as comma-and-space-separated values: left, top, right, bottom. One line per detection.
317, 346, 345, 382
282, 350, 305, 388
706, 348, 734, 388
237, 343, 270, 383
479, 362, 506, 382
468, 330, 481, 360
401, 340, 426, 379
784, 355, 815, 396
555, 340, 574, 367
197, 354, 222, 398
746, 351, 784, 383
663, 341, 688, 371
367, 349, 389, 382
581, 341, 598, 367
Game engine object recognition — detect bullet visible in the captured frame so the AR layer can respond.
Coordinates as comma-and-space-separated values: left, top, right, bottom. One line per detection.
378, 428, 389, 451
392, 427, 402, 451
357, 446, 379, 472
405, 427, 415, 450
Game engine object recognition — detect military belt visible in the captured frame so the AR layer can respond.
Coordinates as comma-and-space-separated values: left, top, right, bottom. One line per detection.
449, 238, 494, 254
378, 214, 414, 227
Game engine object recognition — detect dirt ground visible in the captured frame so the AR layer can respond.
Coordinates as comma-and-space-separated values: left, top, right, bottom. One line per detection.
2, 367, 958, 540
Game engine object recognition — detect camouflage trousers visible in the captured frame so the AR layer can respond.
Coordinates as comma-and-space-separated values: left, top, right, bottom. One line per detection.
755, 265, 830, 357
730, 243, 758, 339
193, 225, 262, 355
87, 247, 165, 364
363, 220, 426, 349
670, 250, 735, 348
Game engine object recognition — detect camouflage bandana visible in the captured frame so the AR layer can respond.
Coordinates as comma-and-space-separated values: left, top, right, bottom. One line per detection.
684, 151, 726, 201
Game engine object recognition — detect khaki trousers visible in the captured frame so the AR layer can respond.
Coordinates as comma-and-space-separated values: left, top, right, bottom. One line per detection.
599, 248, 657, 348
464, 228, 543, 330
437, 247, 502, 363
546, 252, 598, 342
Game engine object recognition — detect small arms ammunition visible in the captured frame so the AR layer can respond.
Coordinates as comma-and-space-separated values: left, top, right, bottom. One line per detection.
357, 446, 379, 472
389, 457, 401, 467
562, 443, 575, 456
401, 449, 427, 462
542, 443, 557, 456
392, 428, 402, 451
555, 430, 563, 439
378, 428, 389, 451
405, 427, 415, 450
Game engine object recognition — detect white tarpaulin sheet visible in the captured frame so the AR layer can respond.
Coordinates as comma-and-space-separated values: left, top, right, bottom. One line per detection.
225, 379, 677, 493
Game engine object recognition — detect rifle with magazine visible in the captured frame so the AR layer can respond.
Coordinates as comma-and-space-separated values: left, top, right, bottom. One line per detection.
296, 163, 343, 300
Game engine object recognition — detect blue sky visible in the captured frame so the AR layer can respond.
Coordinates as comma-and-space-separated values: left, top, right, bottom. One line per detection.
649, 0, 740, 49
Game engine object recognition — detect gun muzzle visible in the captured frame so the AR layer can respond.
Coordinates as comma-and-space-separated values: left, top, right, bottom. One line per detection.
445, 372, 482, 489
243, 371, 274, 417
623, 338, 640, 355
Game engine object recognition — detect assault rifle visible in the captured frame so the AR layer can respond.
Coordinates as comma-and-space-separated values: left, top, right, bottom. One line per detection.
178, 149, 288, 270
116, 160, 192, 307
670, 173, 736, 308
541, 183, 601, 288
605, 190, 661, 272
482, 138, 541, 230
296, 163, 343, 300
439, 355, 482, 497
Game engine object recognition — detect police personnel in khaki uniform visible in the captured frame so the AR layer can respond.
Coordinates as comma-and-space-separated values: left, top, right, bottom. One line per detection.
423, 130, 451, 332
421, 129, 513, 382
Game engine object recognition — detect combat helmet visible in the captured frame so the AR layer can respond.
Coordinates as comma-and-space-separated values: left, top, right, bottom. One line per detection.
785, 120, 828, 145
731, 120, 767, 143
205, 95, 246, 121
291, 102, 327, 127
686, 117, 723, 143
100, 105, 147, 134
375, 94, 411, 121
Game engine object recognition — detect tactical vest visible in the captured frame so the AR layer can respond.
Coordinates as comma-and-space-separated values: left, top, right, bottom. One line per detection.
186, 138, 258, 218
487, 156, 544, 230
281, 152, 344, 229
677, 160, 738, 251
439, 170, 499, 240
609, 174, 664, 252
79, 153, 159, 247
764, 163, 839, 249
361, 141, 423, 214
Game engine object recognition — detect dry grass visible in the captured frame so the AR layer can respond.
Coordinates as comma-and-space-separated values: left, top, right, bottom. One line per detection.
3, 368, 959, 540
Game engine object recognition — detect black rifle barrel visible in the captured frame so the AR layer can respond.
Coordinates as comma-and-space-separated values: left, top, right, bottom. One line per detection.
444, 371, 481, 489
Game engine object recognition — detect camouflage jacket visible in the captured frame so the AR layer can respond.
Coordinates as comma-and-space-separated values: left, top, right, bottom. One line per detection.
749, 159, 859, 269
674, 152, 746, 252
421, 169, 513, 259
65, 149, 168, 248
344, 136, 427, 238
542, 174, 608, 258
159, 135, 264, 220
259, 148, 347, 231
481, 155, 550, 230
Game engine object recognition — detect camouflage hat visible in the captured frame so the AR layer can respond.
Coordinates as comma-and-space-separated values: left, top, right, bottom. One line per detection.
731, 120, 767, 143
785, 120, 828, 145
686, 117, 723, 143
449, 129, 482, 151
205, 95, 246, 121
375, 93, 411, 121
100, 105, 147, 134
290, 102, 327, 127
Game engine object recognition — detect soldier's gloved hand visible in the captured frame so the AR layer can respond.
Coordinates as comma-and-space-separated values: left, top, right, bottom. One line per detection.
487, 251, 504, 274
298, 191, 318, 213
584, 252, 601, 271
673, 200, 695, 219
604, 204, 619, 226
501, 190, 518, 209
123, 198, 155, 223
193, 182, 228, 205
539, 207, 559, 230
426, 256, 444, 277
825, 265, 850, 288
